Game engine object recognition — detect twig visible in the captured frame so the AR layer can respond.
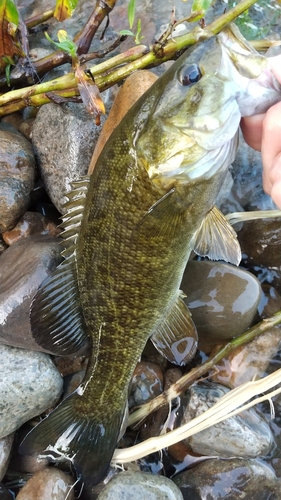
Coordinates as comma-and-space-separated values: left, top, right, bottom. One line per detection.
113, 368, 281, 464
128, 311, 281, 426
0, 0, 259, 117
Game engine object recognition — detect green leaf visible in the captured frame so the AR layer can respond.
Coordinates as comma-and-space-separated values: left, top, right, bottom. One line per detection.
45, 30, 77, 58
54, 0, 79, 21
135, 19, 144, 45
119, 29, 135, 37
0, 0, 19, 25
191, 0, 213, 13
128, 0, 136, 29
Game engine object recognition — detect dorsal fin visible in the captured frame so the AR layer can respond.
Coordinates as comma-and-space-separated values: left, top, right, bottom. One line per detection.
193, 205, 241, 266
30, 178, 91, 356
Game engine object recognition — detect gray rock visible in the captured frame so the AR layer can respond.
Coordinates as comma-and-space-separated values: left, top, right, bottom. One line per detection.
0, 433, 14, 480
173, 458, 279, 500
0, 123, 35, 232
15, 468, 75, 500
0, 345, 63, 438
181, 260, 261, 346
0, 235, 62, 352
179, 382, 273, 458
32, 102, 106, 213
129, 361, 163, 409
97, 471, 183, 500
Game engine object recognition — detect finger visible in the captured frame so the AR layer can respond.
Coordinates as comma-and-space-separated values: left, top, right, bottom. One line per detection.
261, 102, 281, 194
240, 114, 264, 151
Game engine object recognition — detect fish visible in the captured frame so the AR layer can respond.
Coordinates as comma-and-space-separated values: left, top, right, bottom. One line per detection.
20, 24, 281, 498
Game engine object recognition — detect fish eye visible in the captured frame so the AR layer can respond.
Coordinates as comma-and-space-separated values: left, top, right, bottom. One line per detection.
178, 64, 202, 86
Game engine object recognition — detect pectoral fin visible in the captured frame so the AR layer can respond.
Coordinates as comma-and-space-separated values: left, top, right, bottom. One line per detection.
133, 188, 185, 241
151, 291, 198, 366
193, 205, 241, 266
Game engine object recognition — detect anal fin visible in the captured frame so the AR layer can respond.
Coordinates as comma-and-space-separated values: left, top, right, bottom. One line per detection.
193, 205, 241, 266
151, 291, 198, 366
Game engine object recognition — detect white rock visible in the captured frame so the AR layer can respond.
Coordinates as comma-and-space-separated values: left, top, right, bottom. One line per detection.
0, 345, 63, 438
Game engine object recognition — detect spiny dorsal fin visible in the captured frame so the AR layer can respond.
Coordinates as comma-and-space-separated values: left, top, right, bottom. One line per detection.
60, 176, 90, 259
193, 205, 241, 266
151, 291, 198, 366
30, 177, 91, 356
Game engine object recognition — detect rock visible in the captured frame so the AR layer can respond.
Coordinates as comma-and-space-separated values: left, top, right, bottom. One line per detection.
230, 131, 276, 210
0, 235, 62, 352
97, 471, 183, 500
211, 328, 281, 388
0, 483, 14, 500
239, 218, 281, 269
173, 458, 279, 500
179, 382, 273, 458
0, 345, 63, 438
88, 70, 158, 174
15, 468, 75, 500
129, 361, 163, 409
0, 433, 14, 480
32, 102, 107, 213
2, 212, 60, 245
0, 123, 35, 232
181, 260, 261, 346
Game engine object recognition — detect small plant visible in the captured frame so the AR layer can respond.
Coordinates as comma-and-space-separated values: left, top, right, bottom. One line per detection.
119, 0, 144, 45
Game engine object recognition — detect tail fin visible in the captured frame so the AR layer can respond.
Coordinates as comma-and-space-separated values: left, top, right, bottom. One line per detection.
20, 390, 125, 497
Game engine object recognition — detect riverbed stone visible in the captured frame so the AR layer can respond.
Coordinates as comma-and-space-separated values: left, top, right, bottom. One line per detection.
179, 382, 273, 458
0, 123, 35, 233
97, 471, 183, 500
0, 345, 63, 438
15, 468, 75, 500
0, 234, 62, 352
2, 212, 60, 245
181, 260, 261, 346
173, 458, 279, 500
0, 433, 14, 480
129, 361, 163, 409
32, 102, 106, 213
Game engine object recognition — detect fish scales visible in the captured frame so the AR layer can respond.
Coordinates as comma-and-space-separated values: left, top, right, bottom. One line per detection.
20, 24, 281, 498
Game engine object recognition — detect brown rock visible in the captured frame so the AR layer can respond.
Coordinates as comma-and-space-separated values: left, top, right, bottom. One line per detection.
181, 260, 261, 347
0, 123, 35, 232
239, 218, 281, 269
15, 468, 75, 500
88, 70, 158, 174
129, 361, 163, 409
2, 212, 60, 245
0, 235, 62, 352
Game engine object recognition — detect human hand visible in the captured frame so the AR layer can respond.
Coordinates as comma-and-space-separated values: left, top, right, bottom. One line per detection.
240, 56, 281, 208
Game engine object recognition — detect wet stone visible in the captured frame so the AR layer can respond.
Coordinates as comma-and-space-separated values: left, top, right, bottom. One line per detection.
0, 433, 14, 480
173, 458, 279, 500
0, 123, 35, 233
32, 102, 107, 213
2, 212, 60, 245
181, 260, 261, 346
179, 382, 273, 458
0, 484, 14, 500
97, 471, 183, 500
0, 345, 63, 438
129, 361, 163, 409
238, 219, 281, 294
15, 468, 75, 500
0, 234, 62, 352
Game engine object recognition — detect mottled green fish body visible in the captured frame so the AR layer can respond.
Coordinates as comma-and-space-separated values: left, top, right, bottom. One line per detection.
21, 24, 281, 498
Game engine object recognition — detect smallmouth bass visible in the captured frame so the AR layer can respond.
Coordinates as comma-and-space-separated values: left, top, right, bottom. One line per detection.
21, 24, 281, 497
